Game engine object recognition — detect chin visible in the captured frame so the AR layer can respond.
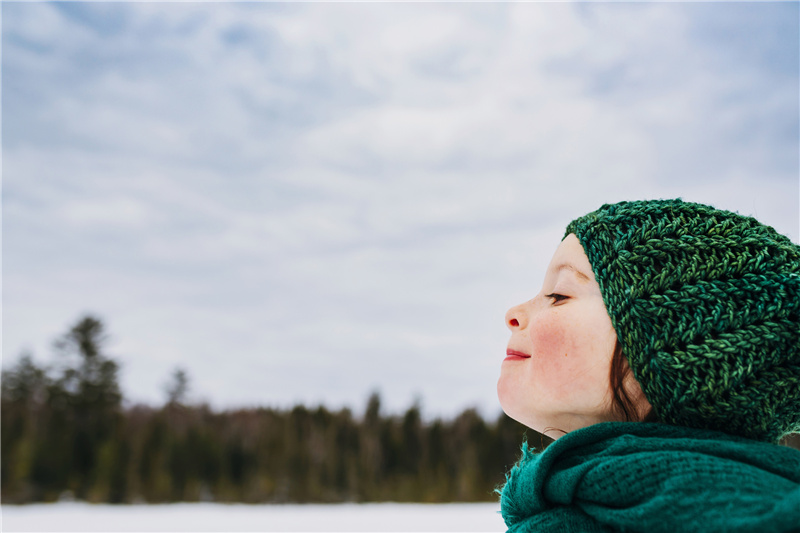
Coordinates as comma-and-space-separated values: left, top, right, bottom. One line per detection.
497, 379, 528, 426
496, 376, 513, 413
496, 388, 554, 435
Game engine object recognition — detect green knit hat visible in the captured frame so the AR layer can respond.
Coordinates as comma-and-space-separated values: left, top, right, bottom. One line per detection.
565, 199, 800, 442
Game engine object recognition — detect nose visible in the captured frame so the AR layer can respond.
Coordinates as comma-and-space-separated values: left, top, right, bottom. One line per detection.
505, 302, 528, 331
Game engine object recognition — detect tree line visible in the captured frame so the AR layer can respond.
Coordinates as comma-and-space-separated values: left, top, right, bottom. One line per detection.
2, 315, 541, 504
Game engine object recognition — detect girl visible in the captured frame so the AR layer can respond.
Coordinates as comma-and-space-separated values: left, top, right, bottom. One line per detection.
497, 199, 800, 532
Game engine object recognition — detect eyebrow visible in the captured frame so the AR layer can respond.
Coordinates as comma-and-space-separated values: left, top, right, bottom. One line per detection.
555, 263, 591, 282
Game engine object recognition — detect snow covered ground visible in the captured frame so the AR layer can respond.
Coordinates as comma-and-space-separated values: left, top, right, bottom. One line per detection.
2, 502, 505, 532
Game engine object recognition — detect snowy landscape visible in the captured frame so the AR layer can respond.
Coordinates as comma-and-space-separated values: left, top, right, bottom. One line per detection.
3, 5, 796, 533
3, 502, 504, 532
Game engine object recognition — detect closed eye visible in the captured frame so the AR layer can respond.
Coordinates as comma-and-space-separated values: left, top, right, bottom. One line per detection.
545, 293, 569, 304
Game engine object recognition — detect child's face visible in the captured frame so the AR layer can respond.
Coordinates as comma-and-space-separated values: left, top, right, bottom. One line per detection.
497, 233, 625, 437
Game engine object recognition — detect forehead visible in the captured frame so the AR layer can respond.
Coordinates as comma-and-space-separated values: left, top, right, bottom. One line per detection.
548, 234, 595, 282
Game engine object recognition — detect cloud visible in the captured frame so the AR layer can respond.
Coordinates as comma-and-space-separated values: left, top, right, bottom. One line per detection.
3, 2, 797, 418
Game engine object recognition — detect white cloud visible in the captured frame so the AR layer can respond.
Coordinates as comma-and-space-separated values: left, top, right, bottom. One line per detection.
3, 2, 797, 418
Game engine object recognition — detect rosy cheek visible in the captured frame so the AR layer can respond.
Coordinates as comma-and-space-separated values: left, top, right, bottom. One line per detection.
529, 315, 583, 394
529, 314, 569, 359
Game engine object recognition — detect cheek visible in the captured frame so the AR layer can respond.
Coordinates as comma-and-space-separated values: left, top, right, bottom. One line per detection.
529, 315, 573, 361
529, 315, 592, 392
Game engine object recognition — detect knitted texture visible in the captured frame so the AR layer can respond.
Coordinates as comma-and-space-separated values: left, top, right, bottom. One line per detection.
499, 422, 800, 533
565, 199, 800, 442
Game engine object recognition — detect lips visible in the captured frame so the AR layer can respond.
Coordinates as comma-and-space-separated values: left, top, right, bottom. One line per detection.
505, 349, 531, 361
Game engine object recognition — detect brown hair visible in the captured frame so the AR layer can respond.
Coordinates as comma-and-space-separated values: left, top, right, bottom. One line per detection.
609, 340, 658, 422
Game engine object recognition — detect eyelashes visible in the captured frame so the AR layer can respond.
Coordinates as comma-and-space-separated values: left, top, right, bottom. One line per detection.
544, 293, 569, 304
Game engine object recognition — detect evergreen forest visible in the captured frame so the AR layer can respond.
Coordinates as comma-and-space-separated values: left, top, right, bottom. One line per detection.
2, 315, 541, 504
6, 315, 798, 505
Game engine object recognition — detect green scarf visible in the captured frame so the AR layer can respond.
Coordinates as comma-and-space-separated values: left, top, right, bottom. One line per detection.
499, 422, 800, 532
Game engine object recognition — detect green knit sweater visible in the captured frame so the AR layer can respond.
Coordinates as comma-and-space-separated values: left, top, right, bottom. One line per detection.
499, 422, 800, 532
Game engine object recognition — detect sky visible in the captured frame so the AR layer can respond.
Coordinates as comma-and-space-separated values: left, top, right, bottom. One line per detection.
3, 2, 799, 420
